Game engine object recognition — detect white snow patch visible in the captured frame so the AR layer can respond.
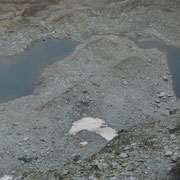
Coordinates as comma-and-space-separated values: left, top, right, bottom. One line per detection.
0, 175, 13, 180
69, 117, 117, 141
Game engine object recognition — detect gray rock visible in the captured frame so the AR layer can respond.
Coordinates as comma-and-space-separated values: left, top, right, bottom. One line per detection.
165, 151, 173, 157
123, 146, 130, 150
172, 152, 180, 162
72, 155, 81, 162
122, 163, 128, 167
122, 80, 128, 85
13, 123, 20, 126
19, 154, 38, 164
168, 160, 180, 180
23, 137, 29, 141
155, 99, 160, 103
158, 92, 165, 98
0, 105, 5, 111
171, 134, 176, 139
129, 177, 138, 180
162, 76, 168, 81
172, 156, 178, 162
61, 170, 69, 176
120, 153, 128, 158
18, 156, 33, 163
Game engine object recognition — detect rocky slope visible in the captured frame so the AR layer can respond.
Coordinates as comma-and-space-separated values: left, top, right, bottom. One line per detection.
14, 109, 180, 180
0, 0, 179, 179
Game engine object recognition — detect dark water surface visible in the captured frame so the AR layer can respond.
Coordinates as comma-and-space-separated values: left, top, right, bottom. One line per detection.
0, 39, 77, 103
136, 40, 180, 99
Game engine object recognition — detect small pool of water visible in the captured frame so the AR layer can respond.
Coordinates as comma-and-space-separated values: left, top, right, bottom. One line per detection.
136, 40, 180, 99
0, 39, 77, 103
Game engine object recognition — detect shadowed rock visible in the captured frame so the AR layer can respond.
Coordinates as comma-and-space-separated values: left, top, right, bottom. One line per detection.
168, 160, 180, 180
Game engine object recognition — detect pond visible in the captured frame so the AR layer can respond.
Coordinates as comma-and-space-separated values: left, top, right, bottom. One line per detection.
136, 40, 180, 98
0, 39, 77, 103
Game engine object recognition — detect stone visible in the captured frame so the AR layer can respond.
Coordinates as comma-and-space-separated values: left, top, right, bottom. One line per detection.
40, 138, 46, 142
172, 156, 178, 162
82, 90, 88, 93
165, 151, 173, 157
72, 155, 81, 162
168, 160, 180, 180
79, 141, 88, 147
90, 164, 99, 171
0, 175, 13, 180
129, 177, 138, 180
23, 137, 29, 141
122, 163, 128, 167
18, 156, 33, 163
123, 146, 130, 150
140, 154, 149, 159
76, 103, 81, 107
111, 162, 118, 167
170, 134, 176, 139
89, 176, 98, 180
162, 76, 168, 81
131, 143, 137, 147
13, 123, 20, 126
172, 152, 180, 162
120, 153, 128, 158
155, 104, 161, 108
122, 80, 128, 85
169, 109, 177, 115
167, 94, 174, 97
0, 105, 5, 111
61, 170, 69, 176
155, 99, 160, 103
158, 92, 165, 98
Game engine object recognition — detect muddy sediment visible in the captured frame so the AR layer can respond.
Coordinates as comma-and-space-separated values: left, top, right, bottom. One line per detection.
0, 0, 179, 178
